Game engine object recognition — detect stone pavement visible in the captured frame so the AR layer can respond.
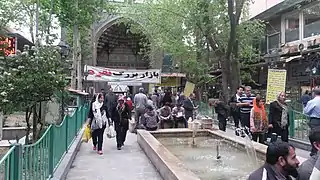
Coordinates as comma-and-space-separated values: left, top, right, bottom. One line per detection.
66, 131, 163, 180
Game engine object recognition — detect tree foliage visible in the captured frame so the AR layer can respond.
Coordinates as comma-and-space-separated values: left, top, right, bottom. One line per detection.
120, 0, 265, 100
0, 45, 67, 142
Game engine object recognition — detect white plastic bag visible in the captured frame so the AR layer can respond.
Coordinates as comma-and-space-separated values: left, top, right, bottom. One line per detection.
106, 122, 116, 138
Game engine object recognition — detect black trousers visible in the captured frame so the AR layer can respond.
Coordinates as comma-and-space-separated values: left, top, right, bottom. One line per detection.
231, 112, 240, 128
309, 118, 320, 156
115, 120, 129, 148
160, 117, 174, 129
218, 115, 226, 132
92, 126, 106, 151
252, 132, 265, 144
240, 113, 250, 128
272, 126, 289, 142
173, 116, 187, 128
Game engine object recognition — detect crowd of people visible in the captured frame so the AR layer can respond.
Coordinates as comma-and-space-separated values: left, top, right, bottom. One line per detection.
86, 87, 199, 153
212, 86, 320, 180
85, 85, 320, 179
213, 86, 289, 144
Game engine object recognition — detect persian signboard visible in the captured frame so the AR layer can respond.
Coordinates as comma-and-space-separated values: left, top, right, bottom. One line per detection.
0, 37, 16, 56
84, 65, 161, 84
266, 69, 287, 104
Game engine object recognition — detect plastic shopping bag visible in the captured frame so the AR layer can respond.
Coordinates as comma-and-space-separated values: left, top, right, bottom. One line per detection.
82, 125, 91, 143
106, 123, 116, 139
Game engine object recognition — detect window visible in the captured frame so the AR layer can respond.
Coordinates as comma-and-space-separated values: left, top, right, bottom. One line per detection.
267, 32, 280, 51
285, 13, 299, 42
303, 4, 320, 38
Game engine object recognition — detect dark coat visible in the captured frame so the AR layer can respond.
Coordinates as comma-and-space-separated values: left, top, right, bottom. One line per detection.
269, 101, 290, 129
248, 163, 293, 180
214, 101, 229, 119
183, 98, 194, 119
229, 94, 240, 115
111, 103, 131, 126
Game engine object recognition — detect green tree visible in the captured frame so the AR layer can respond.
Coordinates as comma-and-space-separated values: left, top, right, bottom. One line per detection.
54, 0, 114, 90
0, 45, 67, 143
120, 0, 264, 101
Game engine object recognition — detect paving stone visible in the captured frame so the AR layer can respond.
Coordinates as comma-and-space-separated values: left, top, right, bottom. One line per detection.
66, 131, 163, 180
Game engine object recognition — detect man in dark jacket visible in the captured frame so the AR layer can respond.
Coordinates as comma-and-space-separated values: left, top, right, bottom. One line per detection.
213, 99, 229, 131
298, 126, 320, 180
183, 93, 198, 123
248, 142, 300, 180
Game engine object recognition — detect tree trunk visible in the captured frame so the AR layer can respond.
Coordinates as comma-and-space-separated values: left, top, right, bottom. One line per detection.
32, 105, 37, 143
25, 107, 32, 144
71, 24, 78, 89
71, 0, 80, 90
76, 28, 82, 90
221, 57, 231, 102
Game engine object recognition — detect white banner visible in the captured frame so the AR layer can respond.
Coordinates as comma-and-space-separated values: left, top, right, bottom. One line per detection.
84, 65, 161, 83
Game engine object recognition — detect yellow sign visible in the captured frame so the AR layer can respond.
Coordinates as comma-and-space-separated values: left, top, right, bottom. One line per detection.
184, 81, 195, 97
266, 69, 287, 104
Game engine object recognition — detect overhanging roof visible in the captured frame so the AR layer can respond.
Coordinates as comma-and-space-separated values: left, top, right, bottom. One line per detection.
251, 0, 309, 21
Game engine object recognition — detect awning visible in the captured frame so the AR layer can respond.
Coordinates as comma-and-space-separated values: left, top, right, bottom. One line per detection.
110, 85, 129, 92
282, 55, 302, 63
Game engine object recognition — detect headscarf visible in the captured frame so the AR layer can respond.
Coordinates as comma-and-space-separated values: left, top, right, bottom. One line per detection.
252, 97, 267, 122
91, 93, 104, 130
117, 95, 125, 110
276, 92, 288, 128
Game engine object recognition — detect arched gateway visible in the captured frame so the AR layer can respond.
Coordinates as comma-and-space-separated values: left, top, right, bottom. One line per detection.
87, 15, 163, 94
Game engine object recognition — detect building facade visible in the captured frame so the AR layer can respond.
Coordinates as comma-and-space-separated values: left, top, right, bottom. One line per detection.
252, 0, 320, 98
85, 1, 184, 94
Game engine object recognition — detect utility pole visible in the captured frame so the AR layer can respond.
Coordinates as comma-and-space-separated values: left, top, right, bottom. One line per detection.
71, 0, 79, 89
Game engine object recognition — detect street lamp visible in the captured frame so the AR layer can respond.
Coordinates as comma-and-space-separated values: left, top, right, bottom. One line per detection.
57, 40, 70, 120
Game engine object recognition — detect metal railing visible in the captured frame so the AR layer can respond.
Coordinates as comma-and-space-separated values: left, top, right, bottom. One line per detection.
198, 101, 311, 142
0, 104, 89, 180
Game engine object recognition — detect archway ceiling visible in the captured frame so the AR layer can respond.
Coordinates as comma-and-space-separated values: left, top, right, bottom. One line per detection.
97, 23, 149, 54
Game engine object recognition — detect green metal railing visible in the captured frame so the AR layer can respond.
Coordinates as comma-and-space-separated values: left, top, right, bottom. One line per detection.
0, 104, 89, 180
289, 110, 310, 142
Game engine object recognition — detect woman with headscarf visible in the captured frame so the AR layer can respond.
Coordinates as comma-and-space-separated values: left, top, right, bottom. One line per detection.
91, 93, 108, 155
250, 94, 268, 144
111, 95, 131, 150
269, 91, 290, 142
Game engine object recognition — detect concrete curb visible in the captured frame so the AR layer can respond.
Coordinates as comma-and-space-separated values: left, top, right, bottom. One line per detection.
51, 127, 85, 180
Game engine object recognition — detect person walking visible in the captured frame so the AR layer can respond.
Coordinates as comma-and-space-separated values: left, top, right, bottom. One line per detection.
105, 88, 118, 119
269, 92, 290, 142
250, 95, 268, 144
111, 96, 131, 150
133, 87, 148, 133
304, 88, 320, 156
91, 93, 108, 155
238, 86, 255, 129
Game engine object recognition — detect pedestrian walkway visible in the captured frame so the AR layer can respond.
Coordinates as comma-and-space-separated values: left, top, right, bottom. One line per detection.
66, 132, 163, 180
